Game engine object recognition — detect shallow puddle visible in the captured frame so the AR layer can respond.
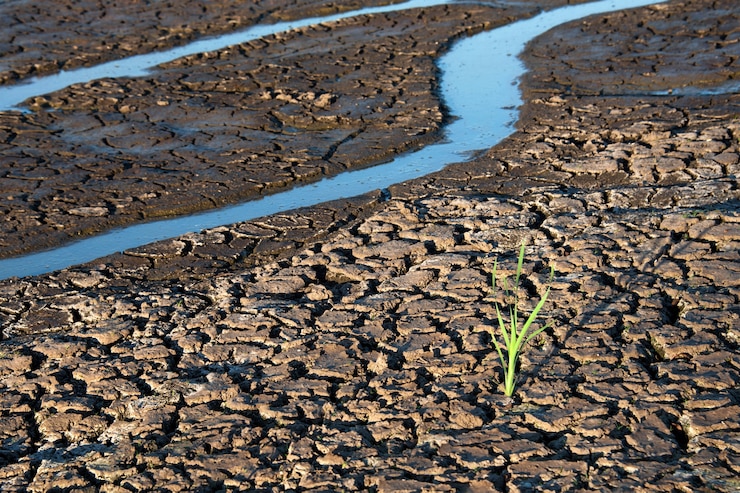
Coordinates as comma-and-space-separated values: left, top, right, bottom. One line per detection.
0, 0, 665, 279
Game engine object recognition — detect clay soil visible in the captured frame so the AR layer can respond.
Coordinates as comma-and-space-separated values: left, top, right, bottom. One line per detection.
0, 0, 739, 491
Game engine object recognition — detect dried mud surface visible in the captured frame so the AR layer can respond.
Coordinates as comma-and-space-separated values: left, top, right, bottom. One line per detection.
1, 0, 739, 492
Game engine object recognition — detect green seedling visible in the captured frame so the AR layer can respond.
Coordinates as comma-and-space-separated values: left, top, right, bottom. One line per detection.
489, 241, 554, 397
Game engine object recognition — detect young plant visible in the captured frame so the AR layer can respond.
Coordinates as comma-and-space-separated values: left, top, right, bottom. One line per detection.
489, 241, 554, 397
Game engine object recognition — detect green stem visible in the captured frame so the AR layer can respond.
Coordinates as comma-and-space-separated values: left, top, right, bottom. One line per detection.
505, 347, 518, 396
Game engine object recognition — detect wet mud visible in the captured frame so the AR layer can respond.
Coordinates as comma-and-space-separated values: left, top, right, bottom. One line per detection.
0, 0, 739, 491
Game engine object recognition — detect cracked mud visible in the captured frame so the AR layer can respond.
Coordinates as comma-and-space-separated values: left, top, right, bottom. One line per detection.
1, 0, 739, 491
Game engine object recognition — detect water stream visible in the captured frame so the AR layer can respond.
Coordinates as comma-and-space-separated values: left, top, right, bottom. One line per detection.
0, 0, 663, 280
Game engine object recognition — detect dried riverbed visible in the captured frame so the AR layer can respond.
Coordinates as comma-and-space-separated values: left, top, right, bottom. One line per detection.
1, 0, 739, 491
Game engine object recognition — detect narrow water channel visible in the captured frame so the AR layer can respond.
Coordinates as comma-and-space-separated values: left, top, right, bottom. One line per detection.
0, 0, 452, 112
0, 0, 662, 280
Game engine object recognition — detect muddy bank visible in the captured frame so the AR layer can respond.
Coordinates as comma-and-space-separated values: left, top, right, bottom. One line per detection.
0, 2, 538, 259
520, 0, 740, 97
0, 0, 409, 85
0, 0, 739, 491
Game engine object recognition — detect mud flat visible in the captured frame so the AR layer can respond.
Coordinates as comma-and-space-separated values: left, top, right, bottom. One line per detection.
0, 0, 739, 491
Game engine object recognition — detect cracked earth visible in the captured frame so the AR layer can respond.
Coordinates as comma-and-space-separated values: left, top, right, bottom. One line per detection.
0, 0, 738, 491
